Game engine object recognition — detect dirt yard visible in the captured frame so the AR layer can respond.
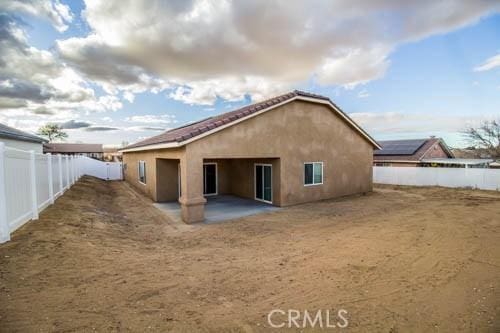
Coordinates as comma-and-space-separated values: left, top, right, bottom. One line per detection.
0, 177, 499, 332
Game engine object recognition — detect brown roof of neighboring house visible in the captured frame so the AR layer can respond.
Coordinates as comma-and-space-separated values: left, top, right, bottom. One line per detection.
373, 138, 453, 162
0, 123, 47, 143
103, 147, 121, 153
44, 143, 103, 153
123, 90, 380, 151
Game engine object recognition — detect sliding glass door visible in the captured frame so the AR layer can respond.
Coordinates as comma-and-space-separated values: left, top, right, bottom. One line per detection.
255, 164, 272, 203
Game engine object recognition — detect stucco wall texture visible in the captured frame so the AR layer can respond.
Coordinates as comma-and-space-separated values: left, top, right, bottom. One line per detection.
123, 100, 374, 221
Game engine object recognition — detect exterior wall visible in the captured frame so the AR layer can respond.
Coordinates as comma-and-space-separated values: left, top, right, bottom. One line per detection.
422, 142, 450, 159
186, 100, 374, 206
0, 138, 43, 153
156, 159, 179, 201
122, 147, 185, 201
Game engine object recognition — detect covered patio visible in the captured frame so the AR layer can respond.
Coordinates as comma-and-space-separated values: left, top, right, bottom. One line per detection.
153, 194, 280, 224
154, 157, 280, 223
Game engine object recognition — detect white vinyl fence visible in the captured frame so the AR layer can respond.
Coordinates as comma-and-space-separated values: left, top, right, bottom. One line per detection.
80, 156, 123, 180
0, 142, 122, 243
373, 166, 500, 191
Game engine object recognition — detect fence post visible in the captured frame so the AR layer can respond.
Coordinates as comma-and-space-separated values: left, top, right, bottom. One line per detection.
69, 155, 73, 184
0, 143, 10, 243
64, 155, 69, 189
30, 150, 39, 220
76, 156, 79, 179
47, 153, 54, 204
72, 156, 76, 184
58, 154, 63, 194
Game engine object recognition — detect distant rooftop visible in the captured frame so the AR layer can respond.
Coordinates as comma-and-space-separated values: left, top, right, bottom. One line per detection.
44, 143, 103, 153
373, 139, 427, 156
0, 123, 47, 144
373, 137, 454, 162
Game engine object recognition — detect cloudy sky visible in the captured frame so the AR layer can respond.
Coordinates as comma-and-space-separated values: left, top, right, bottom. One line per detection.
0, 0, 499, 147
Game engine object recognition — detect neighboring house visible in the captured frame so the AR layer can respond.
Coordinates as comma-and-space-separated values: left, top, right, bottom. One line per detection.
0, 123, 47, 153
488, 161, 500, 169
103, 147, 123, 162
44, 143, 104, 160
374, 137, 455, 167
121, 90, 381, 224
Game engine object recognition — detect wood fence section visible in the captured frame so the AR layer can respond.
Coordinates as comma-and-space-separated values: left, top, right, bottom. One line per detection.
373, 166, 500, 191
0, 142, 123, 243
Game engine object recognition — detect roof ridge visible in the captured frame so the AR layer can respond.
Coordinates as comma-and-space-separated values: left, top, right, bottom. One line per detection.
292, 89, 330, 100
122, 90, 378, 150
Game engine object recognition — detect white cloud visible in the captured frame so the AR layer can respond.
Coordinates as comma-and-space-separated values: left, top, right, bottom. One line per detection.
125, 114, 176, 124
350, 111, 495, 136
123, 91, 135, 103
53, 0, 498, 105
474, 53, 500, 72
126, 126, 168, 132
0, 13, 122, 120
357, 90, 370, 98
168, 76, 288, 105
317, 46, 391, 88
0, 0, 73, 32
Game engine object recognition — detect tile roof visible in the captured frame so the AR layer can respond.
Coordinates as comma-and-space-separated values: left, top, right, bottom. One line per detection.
124, 90, 377, 150
43, 143, 103, 153
373, 138, 452, 162
0, 123, 47, 143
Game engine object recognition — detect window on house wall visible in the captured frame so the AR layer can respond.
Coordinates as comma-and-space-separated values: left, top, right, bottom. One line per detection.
304, 162, 323, 185
138, 160, 146, 184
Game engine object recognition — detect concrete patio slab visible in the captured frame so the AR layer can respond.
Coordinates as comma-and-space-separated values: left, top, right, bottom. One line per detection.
153, 195, 280, 224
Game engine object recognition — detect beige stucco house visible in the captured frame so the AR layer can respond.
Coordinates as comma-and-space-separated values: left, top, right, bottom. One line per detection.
121, 90, 381, 224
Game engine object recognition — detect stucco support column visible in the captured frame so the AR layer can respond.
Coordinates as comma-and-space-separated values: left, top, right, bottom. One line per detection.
178, 154, 206, 224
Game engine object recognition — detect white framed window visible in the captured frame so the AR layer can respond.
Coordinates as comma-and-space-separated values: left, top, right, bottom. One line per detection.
138, 160, 146, 184
304, 162, 323, 186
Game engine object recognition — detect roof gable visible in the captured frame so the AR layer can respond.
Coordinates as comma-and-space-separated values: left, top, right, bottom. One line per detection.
122, 90, 380, 152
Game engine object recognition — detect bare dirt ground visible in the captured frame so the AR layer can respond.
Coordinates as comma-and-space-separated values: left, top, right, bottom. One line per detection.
0, 177, 499, 332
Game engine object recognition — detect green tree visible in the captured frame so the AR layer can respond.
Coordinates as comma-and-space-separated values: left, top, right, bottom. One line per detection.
37, 123, 68, 142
